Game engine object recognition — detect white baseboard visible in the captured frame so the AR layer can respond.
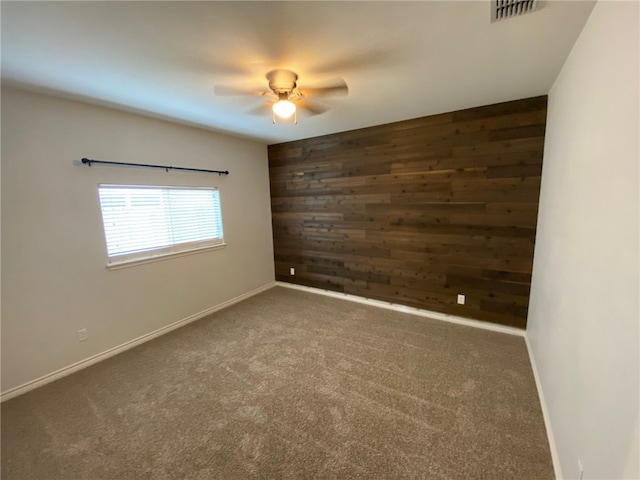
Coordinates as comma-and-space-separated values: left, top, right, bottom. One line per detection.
525, 334, 561, 479
0, 282, 277, 402
1, 280, 527, 402
275, 281, 525, 337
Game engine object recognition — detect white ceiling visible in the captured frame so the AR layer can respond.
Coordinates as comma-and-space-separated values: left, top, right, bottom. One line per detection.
1, 1, 595, 144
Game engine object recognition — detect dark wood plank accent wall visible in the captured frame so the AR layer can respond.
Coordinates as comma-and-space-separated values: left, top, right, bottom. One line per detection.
268, 96, 547, 329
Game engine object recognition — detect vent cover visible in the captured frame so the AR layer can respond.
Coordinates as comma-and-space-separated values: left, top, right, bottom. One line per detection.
492, 0, 541, 21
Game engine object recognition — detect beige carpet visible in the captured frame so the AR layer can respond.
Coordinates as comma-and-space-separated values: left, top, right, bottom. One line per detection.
1, 286, 553, 479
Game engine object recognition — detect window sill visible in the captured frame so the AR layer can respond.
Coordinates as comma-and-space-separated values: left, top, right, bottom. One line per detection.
106, 243, 227, 270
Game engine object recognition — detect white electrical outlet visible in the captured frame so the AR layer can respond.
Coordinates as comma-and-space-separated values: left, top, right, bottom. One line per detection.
77, 328, 88, 342
457, 294, 466, 305
290, 267, 295, 276
578, 460, 584, 480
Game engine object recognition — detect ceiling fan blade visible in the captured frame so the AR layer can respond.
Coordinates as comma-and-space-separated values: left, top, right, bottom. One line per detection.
214, 85, 270, 96
297, 99, 329, 116
298, 78, 349, 98
246, 103, 273, 116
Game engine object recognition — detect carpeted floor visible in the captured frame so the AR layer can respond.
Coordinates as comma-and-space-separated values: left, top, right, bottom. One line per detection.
1, 286, 553, 479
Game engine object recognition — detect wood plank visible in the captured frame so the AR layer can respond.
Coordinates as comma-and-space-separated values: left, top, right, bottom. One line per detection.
269, 96, 547, 328
452, 96, 547, 122
489, 124, 546, 141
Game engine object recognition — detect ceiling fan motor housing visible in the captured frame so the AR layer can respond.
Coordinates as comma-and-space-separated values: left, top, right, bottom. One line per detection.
267, 69, 298, 94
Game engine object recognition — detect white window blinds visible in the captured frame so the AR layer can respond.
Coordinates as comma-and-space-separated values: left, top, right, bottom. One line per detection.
98, 185, 224, 265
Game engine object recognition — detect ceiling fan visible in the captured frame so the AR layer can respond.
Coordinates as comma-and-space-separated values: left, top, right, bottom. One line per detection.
214, 69, 348, 124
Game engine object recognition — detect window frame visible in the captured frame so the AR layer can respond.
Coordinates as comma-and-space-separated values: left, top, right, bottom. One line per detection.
97, 183, 226, 270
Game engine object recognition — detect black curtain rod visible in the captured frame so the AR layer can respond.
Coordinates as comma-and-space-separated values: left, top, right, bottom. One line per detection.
81, 158, 229, 176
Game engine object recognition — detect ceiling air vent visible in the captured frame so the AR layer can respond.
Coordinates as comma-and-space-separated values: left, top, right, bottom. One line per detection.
491, 0, 542, 22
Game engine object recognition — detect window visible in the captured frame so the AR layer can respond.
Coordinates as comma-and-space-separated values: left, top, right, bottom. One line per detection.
98, 184, 224, 268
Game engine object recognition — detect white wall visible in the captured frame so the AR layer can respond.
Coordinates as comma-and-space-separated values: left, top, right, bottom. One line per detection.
1, 88, 275, 393
527, 2, 639, 479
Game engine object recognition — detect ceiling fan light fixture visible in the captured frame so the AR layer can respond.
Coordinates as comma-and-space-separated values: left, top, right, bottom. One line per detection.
273, 99, 296, 119
214, 68, 346, 124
